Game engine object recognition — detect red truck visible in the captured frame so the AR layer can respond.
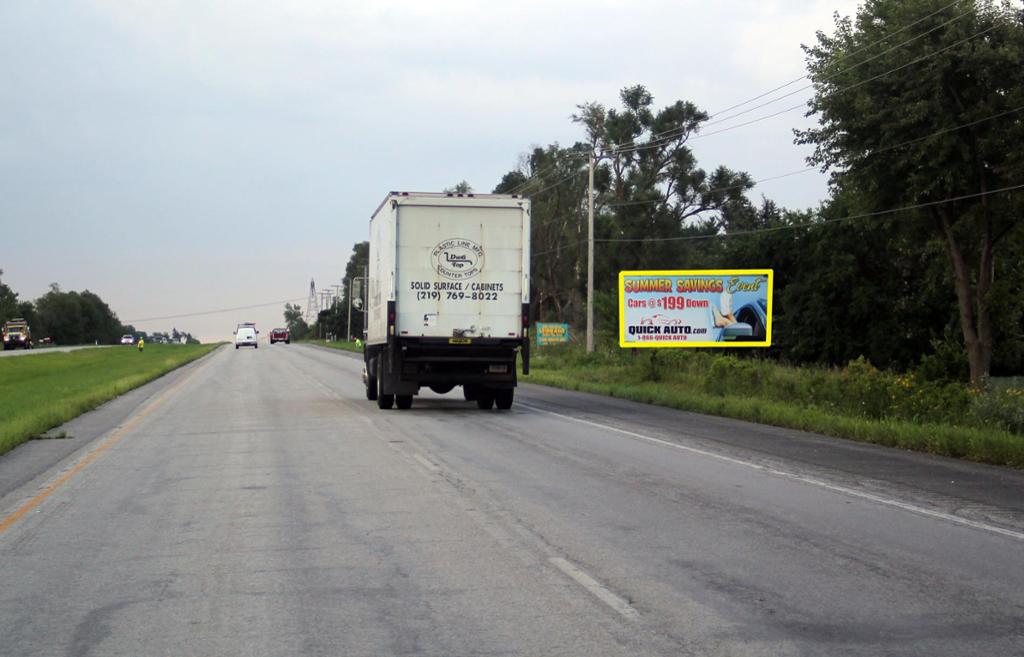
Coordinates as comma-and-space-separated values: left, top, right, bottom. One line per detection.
269, 328, 290, 344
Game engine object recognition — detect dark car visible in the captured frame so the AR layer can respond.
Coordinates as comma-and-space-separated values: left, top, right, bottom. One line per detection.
269, 328, 290, 344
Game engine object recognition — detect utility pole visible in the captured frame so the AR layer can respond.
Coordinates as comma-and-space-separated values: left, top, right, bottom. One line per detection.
586, 148, 595, 353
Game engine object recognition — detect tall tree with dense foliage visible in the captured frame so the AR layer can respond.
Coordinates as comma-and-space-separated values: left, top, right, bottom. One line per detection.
283, 303, 309, 340
573, 85, 754, 293
0, 270, 21, 324
341, 241, 370, 339
797, 0, 1024, 385
495, 144, 590, 324
34, 284, 124, 344
498, 85, 756, 329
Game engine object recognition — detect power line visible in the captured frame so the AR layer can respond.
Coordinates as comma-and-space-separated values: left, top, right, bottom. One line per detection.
607, 14, 996, 156
509, 149, 589, 195
707, 0, 964, 118
510, 3, 979, 198
124, 298, 306, 324
532, 103, 1024, 215
531, 182, 1024, 257
602, 167, 817, 209
690, 6, 975, 132
605, 2, 974, 154
525, 166, 589, 198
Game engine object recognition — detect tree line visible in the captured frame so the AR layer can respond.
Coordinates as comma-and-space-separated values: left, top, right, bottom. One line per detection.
313, 0, 1022, 387
490, 0, 1021, 387
0, 271, 199, 345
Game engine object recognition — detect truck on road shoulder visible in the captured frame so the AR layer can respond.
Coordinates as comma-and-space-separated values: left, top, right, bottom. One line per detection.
2, 319, 31, 350
364, 191, 530, 410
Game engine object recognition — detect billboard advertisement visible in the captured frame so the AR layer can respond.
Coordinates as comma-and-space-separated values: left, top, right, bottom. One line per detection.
536, 323, 570, 346
619, 270, 773, 348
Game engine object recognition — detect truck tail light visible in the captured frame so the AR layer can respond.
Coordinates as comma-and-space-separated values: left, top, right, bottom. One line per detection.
521, 303, 531, 375
387, 301, 396, 337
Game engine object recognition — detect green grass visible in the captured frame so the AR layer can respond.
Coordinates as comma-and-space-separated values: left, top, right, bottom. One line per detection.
301, 339, 362, 354
992, 376, 1024, 392
0, 344, 220, 456
527, 346, 1024, 469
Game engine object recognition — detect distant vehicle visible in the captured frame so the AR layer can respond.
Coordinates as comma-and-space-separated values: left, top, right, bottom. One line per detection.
269, 328, 290, 344
235, 326, 258, 349
364, 192, 530, 411
2, 319, 31, 350
120, 334, 135, 345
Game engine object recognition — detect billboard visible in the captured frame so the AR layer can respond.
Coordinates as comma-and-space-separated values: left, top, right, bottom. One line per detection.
536, 323, 570, 346
619, 270, 773, 348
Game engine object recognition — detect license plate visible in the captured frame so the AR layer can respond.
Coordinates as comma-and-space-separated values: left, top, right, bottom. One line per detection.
449, 338, 471, 344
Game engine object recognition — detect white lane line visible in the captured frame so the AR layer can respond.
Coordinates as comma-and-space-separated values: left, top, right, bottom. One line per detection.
520, 403, 1024, 542
413, 453, 441, 473
549, 557, 639, 620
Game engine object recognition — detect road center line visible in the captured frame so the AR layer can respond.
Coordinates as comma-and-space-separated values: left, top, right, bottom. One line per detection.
413, 453, 441, 472
519, 403, 1024, 542
0, 349, 219, 537
549, 557, 639, 620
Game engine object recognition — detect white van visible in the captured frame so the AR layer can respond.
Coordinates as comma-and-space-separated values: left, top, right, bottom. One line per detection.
235, 326, 258, 349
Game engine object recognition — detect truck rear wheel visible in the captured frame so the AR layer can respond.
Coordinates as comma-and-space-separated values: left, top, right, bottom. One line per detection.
495, 388, 514, 410
376, 374, 394, 409
463, 385, 478, 401
396, 394, 413, 410
476, 391, 495, 410
365, 373, 378, 400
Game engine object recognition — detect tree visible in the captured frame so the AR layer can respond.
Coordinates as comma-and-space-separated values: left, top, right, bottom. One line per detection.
495, 144, 590, 325
494, 85, 758, 333
283, 303, 309, 340
341, 241, 369, 340
573, 85, 754, 326
34, 285, 124, 344
444, 181, 473, 194
797, 0, 1024, 385
0, 269, 21, 324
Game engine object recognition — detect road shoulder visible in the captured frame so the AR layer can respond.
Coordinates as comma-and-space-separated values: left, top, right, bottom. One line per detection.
0, 346, 224, 507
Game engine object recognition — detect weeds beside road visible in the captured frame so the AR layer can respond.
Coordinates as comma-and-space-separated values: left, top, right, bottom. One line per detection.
528, 346, 1024, 469
300, 339, 362, 354
0, 344, 220, 456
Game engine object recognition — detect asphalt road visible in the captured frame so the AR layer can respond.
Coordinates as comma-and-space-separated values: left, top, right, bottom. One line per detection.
1, 344, 1022, 656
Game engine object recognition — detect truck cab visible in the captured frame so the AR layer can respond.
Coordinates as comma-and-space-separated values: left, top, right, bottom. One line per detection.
2, 319, 31, 350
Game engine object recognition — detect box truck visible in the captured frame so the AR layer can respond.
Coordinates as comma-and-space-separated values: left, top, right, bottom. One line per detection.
363, 192, 530, 410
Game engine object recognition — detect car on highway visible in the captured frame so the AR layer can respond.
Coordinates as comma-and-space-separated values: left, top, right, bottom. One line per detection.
120, 334, 135, 345
235, 326, 258, 349
269, 328, 290, 344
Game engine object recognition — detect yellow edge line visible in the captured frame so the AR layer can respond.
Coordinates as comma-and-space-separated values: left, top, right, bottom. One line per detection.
0, 349, 218, 536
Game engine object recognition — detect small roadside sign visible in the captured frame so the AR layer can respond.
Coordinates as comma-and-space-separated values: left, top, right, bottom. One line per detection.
536, 323, 570, 347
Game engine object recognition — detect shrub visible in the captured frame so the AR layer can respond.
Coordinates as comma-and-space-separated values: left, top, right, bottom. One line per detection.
840, 357, 898, 419
971, 388, 1024, 434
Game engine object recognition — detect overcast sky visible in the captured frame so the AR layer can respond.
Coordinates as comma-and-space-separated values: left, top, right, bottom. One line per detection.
1, 0, 859, 342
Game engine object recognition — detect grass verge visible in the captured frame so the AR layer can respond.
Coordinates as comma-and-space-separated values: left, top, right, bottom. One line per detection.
0, 344, 220, 456
528, 347, 1024, 469
301, 339, 362, 354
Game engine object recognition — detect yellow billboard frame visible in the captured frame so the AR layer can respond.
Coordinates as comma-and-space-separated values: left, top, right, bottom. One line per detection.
618, 269, 773, 348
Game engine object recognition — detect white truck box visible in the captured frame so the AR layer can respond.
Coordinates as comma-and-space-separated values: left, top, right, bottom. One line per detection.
364, 192, 531, 410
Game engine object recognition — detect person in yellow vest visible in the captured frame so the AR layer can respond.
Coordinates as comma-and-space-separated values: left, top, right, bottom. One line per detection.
137, 336, 144, 352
